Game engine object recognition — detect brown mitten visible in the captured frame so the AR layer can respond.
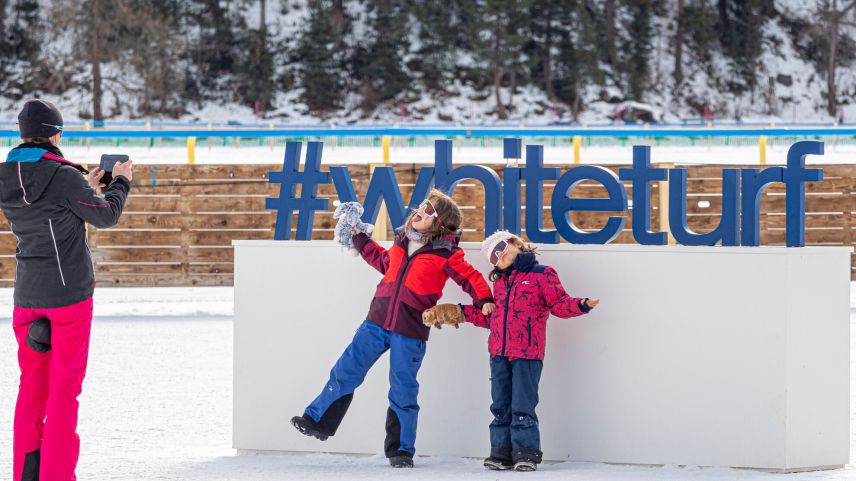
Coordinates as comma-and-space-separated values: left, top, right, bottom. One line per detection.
422, 304, 463, 330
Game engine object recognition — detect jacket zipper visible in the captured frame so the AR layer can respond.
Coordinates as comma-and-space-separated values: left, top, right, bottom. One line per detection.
387, 257, 414, 332
501, 271, 517, 357
48, 219, 66, 286
386, 243, 429, 332
527, 319, 532, 347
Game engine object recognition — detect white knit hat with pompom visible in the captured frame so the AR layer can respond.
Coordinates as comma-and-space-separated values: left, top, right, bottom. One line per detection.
481, 230, 517, 263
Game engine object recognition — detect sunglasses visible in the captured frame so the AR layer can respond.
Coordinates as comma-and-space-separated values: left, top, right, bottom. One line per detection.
489, 240, 510, 266
418, 199, 444, 226
41, 123, 63, 132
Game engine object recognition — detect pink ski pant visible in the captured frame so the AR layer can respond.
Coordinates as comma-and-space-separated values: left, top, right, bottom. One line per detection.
12, 297, 93, 481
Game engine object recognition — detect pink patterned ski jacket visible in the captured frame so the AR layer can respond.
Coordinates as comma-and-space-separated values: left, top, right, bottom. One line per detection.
462, 252, 590, 361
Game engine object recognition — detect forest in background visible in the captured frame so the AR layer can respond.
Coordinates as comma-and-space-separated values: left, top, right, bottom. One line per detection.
2, 0, 856, 123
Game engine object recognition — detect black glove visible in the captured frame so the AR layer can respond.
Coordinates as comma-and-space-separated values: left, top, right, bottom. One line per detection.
27, 318, 51, 353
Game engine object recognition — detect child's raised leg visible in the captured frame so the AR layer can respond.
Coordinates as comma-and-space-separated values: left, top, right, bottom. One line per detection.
301, 321, 390, 437
384, 331, 426, 465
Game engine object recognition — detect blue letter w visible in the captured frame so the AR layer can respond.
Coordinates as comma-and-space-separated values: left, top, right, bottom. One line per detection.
330, 165, 435, 230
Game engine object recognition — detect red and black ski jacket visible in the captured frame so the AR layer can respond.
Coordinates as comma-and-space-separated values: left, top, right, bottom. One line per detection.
353, 230, 493, 341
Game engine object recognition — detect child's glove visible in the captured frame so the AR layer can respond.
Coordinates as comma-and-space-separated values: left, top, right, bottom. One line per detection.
422, 304, 463, 330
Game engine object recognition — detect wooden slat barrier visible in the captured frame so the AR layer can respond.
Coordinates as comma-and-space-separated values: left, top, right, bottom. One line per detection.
0, 163, 853, 287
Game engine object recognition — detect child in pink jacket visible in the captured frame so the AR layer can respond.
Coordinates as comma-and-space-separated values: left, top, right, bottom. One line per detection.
423, 230, 599, 472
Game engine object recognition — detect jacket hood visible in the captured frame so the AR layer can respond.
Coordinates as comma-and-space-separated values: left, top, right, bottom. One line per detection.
0, 144, 65, 207
493, 251, 539, 279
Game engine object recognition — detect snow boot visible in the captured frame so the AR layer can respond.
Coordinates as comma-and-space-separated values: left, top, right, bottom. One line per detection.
484, 447, 514, 470
389, 451, 414, 468
290, 414, 330, 441
512, 448, 542, 472
514, 459, 537, 472
484, 457, 515, 470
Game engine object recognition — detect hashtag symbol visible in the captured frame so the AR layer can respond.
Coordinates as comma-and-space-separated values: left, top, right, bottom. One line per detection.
266, 141, 331, 240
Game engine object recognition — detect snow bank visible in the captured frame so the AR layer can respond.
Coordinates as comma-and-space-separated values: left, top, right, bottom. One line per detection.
0, 287, 233, 318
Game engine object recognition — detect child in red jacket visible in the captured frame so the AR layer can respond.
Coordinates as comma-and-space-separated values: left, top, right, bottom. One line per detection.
291, 189, 494, 468
423, 230, 599, 471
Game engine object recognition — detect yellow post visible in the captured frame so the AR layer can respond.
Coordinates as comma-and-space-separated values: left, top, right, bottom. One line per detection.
187, 137, 197, 165
269, 123, 275, 150
369, 164, 389, 241
658, 163, 676, 245
759, 135, 767, 165
382, 135, 391, 164
573, 135, 581, 164
84, 121, 91, 149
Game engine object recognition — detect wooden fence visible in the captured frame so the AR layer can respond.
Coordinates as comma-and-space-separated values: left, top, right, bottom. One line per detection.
0, 163, 853, 287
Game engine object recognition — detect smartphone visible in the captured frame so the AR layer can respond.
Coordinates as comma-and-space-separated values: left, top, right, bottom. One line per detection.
99, 154, 129, 186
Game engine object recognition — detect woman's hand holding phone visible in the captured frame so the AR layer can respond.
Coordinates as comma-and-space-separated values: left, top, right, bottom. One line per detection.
112, 159, 134, 182
87, 168, 106, 189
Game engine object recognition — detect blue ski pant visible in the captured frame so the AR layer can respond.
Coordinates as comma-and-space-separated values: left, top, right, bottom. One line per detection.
305, 320, 426, 456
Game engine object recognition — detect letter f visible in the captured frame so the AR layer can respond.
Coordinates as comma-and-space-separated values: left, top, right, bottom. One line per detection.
784, 141, 823, 247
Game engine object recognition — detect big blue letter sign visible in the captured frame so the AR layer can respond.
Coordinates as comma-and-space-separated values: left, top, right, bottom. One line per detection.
551, 165, 627, 244
618, 146, 667, 245
434, 140, 503, 235
266, 141, 330, 240
267, 139, 824, 247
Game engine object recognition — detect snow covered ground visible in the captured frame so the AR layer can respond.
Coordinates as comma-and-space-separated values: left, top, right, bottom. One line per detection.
2, 142, 854, 167
0, 285, 852, 480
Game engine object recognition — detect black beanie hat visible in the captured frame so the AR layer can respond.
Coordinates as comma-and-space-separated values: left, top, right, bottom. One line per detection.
18, 99, 64, 139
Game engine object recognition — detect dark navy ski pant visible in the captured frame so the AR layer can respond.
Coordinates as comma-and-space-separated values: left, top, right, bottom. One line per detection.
488, 355, 544, 462
305, 320, 426, 456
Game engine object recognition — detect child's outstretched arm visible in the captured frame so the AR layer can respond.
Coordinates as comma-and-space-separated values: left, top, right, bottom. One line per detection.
542, 267, 593, 318
422, 303, 490, 329
443, 250, 494, 308
461, 304, 490, 328
352, 231, 390, 274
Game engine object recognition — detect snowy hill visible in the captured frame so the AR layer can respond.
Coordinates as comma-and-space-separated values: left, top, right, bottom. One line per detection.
1, 0, 855, 125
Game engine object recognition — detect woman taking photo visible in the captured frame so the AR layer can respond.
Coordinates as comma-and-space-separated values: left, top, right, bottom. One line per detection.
0, 99, 134, 481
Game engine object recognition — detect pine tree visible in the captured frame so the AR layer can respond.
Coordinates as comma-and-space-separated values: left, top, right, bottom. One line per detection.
474, 0, 532, 119
411, 1, 461, 93
127, 0, 185, 117
297, 0, 343, 115
182, 0, 244, 104
353, 0, 411, 114
623, 0, 654, 101
684, 0, 719, 79
717, 0, 774, 94
0, 0, 7, 73
1, 0, 44, 99
53, 0, 132, 120
674, 0, 685, 89
552, 0, 601, 120
526, 0, 559, 103
234, 0, 276, 112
